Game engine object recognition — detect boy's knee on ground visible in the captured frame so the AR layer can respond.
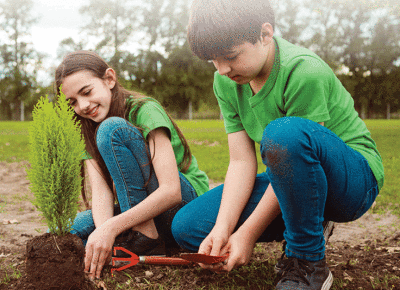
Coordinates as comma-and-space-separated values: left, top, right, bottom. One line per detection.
171, 209, 188, 244
171, 207, 202, 252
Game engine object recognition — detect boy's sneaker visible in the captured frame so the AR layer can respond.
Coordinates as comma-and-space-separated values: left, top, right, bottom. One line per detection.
113, 230, 166, 258
275, 221, 335, 273
275, 257, 333, 290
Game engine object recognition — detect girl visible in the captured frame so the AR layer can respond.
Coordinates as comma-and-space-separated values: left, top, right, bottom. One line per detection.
55, 51, 209, 280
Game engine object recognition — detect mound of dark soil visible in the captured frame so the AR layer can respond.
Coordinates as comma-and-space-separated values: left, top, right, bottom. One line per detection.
9, 233, 94, 290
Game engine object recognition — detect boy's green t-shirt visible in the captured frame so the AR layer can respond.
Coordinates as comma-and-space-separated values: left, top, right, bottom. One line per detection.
84, 97, 209, 196
214, 36, 384, 190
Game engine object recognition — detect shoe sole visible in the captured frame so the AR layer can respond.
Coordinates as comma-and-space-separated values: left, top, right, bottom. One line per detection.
322, 270, 333, 290
323, 221, 335, 243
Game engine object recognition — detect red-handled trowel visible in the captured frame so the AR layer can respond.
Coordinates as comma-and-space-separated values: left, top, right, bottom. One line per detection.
111, 247, 228, 275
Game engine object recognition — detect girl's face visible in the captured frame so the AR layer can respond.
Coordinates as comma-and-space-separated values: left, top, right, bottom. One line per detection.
61, 69, 116, 123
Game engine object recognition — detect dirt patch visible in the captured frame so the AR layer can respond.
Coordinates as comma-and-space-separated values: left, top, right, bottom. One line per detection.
0, 162, 399, 289
11, 233, 94, 290
0, 162, 48, 255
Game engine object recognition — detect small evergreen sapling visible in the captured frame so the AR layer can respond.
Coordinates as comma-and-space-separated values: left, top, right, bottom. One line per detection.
28, 93, 85, 236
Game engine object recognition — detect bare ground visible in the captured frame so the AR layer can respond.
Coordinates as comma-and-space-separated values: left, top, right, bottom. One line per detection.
0, 162, 399, 289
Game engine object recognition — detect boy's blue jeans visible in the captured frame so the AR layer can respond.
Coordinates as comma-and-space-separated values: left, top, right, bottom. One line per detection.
70, 117, 197, 247
172, 117, 379, 261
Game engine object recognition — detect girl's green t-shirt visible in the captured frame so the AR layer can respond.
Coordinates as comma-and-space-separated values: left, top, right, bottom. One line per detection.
126, 97, 209, 196
214, 36, 384, 190
83, 97, 209, 196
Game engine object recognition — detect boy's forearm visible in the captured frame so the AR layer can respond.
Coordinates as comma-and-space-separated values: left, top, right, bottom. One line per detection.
235, 183, 280, 245
214, 159, 257, 235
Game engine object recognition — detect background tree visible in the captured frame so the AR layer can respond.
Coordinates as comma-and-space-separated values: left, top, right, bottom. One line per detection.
365, 15, 400, 119
0, 0, 42, 121
27, 0, 400, 120
79, 0, 138, 76
270, 0, 310, 46
56, 37, 86, 60
156, 42, 215, 119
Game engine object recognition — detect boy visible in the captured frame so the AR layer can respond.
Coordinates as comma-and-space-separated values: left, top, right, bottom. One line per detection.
171, 0, 384, 289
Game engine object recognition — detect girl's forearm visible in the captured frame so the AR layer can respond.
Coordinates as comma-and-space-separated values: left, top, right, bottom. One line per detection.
85, 160, 115, 227
91, 189, 114, 227
101, 183, 181, 237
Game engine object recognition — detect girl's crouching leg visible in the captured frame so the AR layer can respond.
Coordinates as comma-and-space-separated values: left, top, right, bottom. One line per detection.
70, 210, 96, 246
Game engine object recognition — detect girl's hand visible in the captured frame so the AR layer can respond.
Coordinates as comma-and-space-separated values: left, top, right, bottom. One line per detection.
84, 224, 115, 280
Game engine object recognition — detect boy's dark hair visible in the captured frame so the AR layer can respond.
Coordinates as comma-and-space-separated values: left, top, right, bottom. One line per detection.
188, 0, 275, 60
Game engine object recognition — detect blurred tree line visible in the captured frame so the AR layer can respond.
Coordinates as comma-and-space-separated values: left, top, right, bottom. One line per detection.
0, 0, 399, 120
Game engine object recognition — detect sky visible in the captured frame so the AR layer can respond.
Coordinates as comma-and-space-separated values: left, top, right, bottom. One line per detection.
29, 0, 86, 84
29, 0, 149, 85
31, 0, 83, 60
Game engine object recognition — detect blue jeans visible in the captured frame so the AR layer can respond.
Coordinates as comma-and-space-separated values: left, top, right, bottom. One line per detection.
172, 117, 379, 261
71, 117, 198, 247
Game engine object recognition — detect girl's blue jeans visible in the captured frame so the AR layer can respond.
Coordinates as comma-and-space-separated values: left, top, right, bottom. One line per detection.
70, 117, 197, 247
172, 117, 379, 261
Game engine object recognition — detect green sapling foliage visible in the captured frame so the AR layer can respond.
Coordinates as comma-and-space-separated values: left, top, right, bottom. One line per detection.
28, 93, 85, 236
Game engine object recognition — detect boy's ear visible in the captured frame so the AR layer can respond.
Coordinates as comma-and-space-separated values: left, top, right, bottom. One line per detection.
260, 23, 274, 45
104, 68, 117, 89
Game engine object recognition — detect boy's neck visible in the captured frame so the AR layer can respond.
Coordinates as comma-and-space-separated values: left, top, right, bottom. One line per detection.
250, 40, 276, 95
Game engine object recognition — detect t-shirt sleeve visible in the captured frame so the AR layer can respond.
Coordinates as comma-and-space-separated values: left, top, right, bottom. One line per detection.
81, 151, 92, 160
283, 57, 331, 123
134, 101, 173, 140
214, 74, 245, 134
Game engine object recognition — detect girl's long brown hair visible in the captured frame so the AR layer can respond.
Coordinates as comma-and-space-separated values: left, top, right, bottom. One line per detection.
55, 51, 192, 209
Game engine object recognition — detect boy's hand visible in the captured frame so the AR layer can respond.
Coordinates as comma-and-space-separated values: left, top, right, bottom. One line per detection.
198, 226, 230, 269
217, 231, 255, 272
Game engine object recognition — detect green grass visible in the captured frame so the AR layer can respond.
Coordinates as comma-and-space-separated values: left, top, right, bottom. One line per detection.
0, 121, 30, 163
0, 260, 22, 286
364, 120, 400, 216
1, 119, 399, 215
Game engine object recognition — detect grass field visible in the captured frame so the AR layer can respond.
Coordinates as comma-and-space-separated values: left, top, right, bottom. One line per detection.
0, 119, 399, 215
0, 119, 399, 289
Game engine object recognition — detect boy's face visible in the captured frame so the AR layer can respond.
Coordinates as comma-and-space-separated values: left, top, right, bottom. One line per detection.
211, 23, 274, 86
211, 40, 272, 85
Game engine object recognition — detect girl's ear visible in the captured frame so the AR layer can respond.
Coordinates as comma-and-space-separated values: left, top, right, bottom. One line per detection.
104, 68, 117, 90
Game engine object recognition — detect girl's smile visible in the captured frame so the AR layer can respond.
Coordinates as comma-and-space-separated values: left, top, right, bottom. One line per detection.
61, 69, 116, 122
86, 105, 99, 118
